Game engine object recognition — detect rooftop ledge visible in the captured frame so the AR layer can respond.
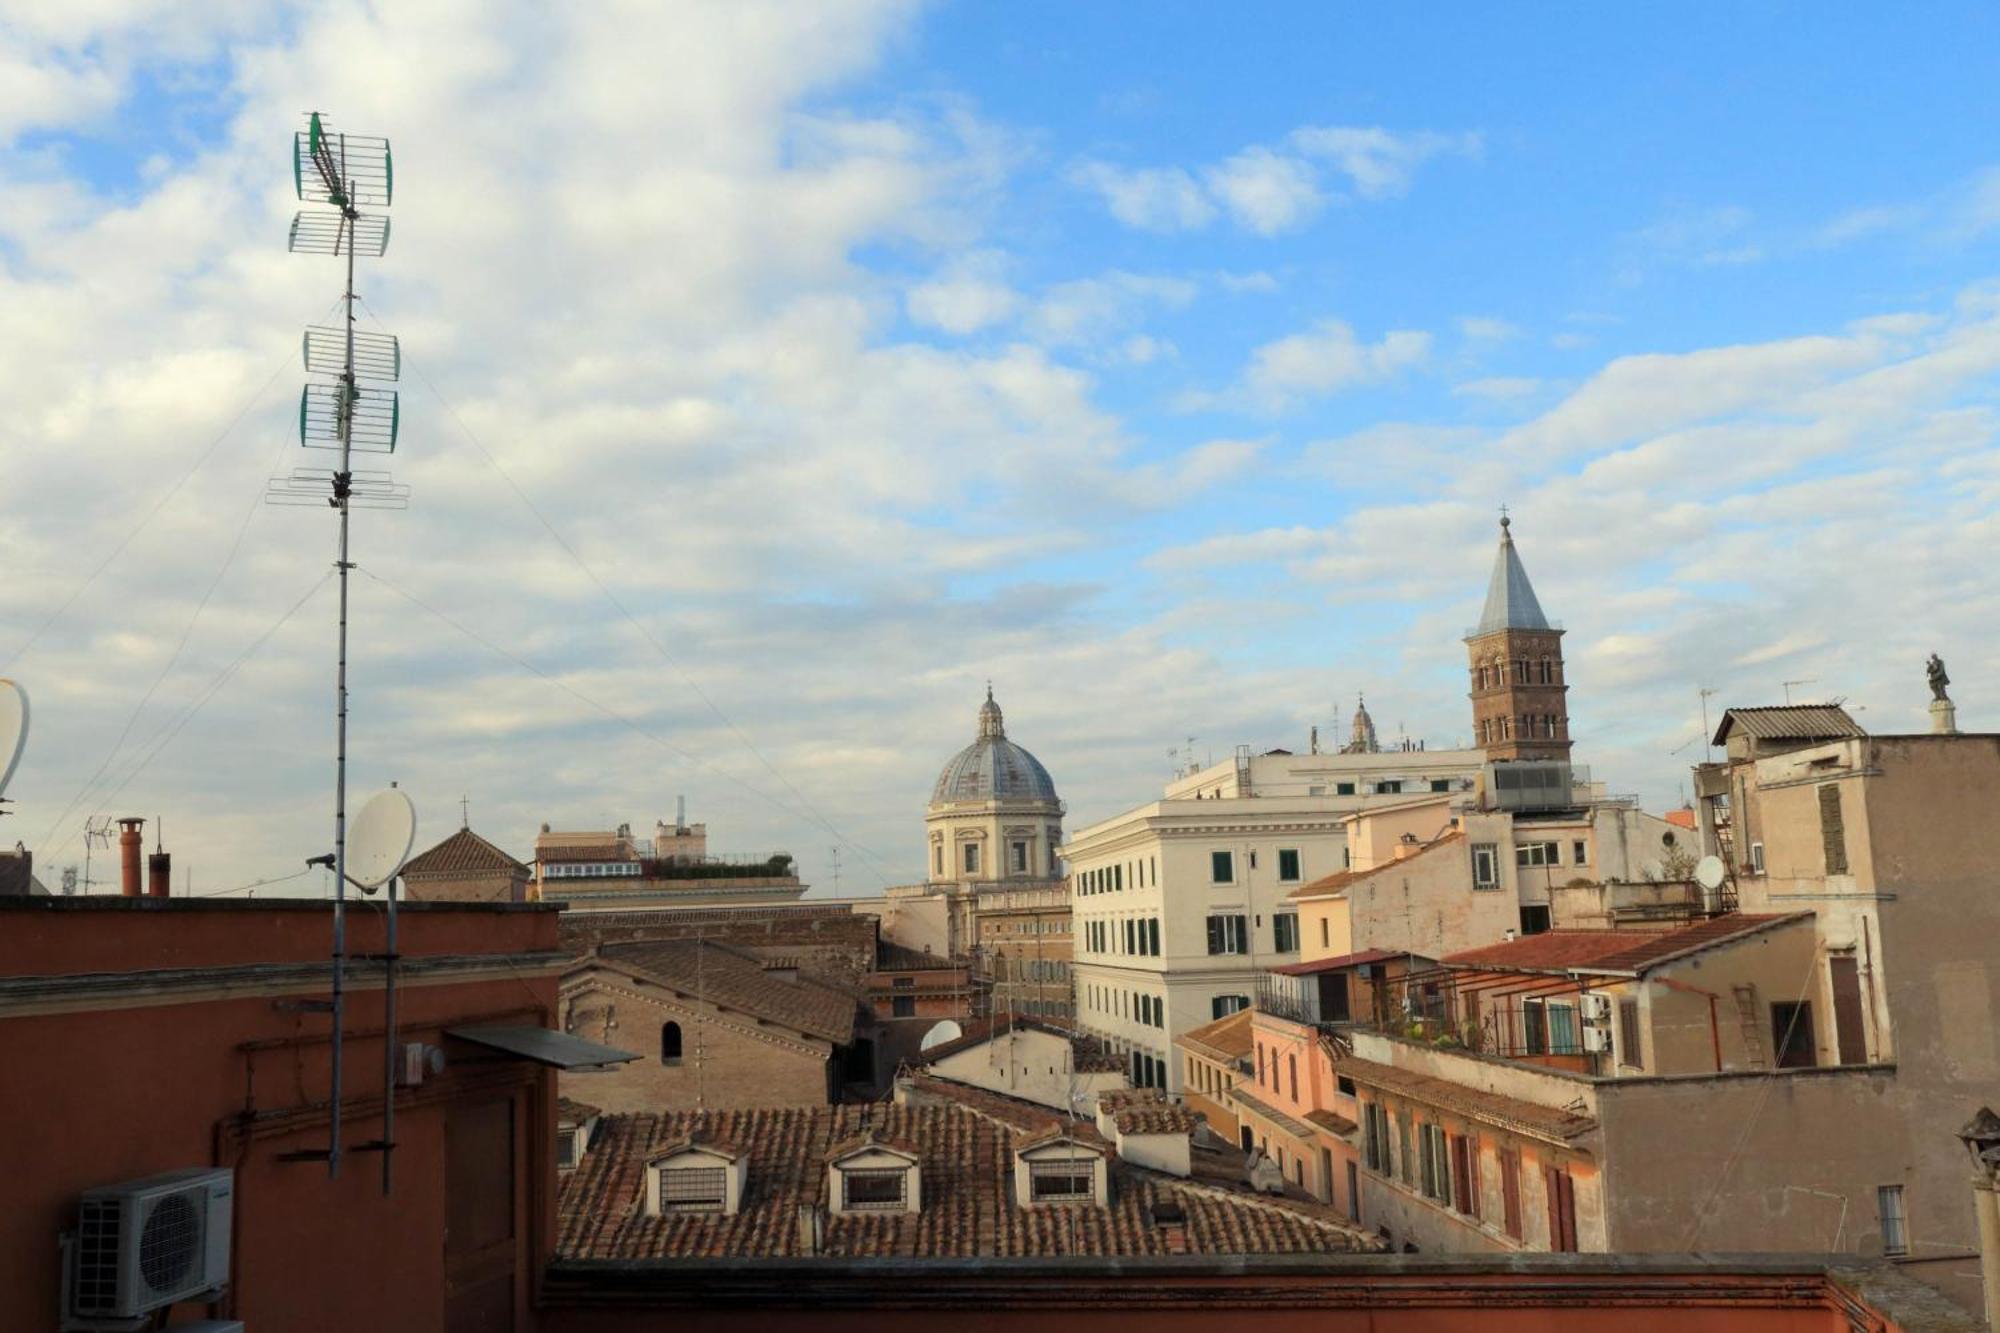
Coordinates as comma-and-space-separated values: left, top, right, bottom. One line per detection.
1372, 1028, 1897, 1089
0, 896, 560, 913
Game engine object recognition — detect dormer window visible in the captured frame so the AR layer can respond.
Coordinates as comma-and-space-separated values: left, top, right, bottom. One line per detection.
1014, 1133, 1108, 1206
826, 1136, 922, 1215
645, 1141, 746, 1217
1029, 1160, 1095, 1203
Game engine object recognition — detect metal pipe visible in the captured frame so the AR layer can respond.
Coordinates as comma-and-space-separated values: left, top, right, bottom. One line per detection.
381, 872, 398, 1194
327, 145, 358, 1181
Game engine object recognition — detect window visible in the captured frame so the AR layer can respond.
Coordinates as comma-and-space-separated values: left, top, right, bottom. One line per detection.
1545, 1166, 1578, 1251
1125, 920, 1136, 954
1523, 1002, 1548, 1056
1363, 1103, 1392, 1173
1336, 782, 1357, 796
1277, 848, 1301, 882
1212, 994, 1249, 1019
1338, 1075, 1356, 1097
1210, 850, 1234, 883
1147, 918, 1161, 956
933, 846, 943, 875
1450, 1134, 1479, 1217
1397, 1112, 1414, 1187
1546, 1003, 1579, 1055
1772, 1000, 1817, 1068
1011, 841, 1028, 874
1274, 913, 1300, 953
1499, 1149, 1523, 1239
963, 842, 981, 874
892, 995, 916, 1018
1472, 843, 1499, 889
1430, 778, 1451, 793
1750, 841, 1766, 874
1376, 780, 1403, 795
1516, 841, 1560, 867
660, 1165, 727, 1213
557, 1127, 579, 1170
1320, 918, 1330, 947
1519, 905, 1551, 935
661, 1022, 683, 1064
1618, 997, 1643, 1070
1256, 1043, 1265, 1085
1206, 914, 1248, 955
1418, 1123, 1450, 1201
1572, 840, 1588, 866
1029, 1159, 1096, 1202
1818, 784, 1848, 875
842, 1168, 908, 1211
1877, 1185, 1908, 1256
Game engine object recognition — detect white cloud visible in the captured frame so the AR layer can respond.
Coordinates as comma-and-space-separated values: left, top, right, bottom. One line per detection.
1068, 160, 1215, 231
1201, 146, 1322, 235
1288, 126, 1481, 200
1074, 124, 1476, 234
906, 250, 1019, 334
1234, 319, 1429, 410
1457, 315, 1520, 342
1026, 271, 1196, 346
1452, 376, 1541, 402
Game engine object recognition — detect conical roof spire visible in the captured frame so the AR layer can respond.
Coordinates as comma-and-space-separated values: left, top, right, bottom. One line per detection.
1474, 513, 1551, 636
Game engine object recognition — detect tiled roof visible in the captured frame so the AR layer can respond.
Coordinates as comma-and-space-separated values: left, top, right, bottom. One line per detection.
875, 939, 965, 971
541, 844, 634, 864
905, 1074, 1104, 1140
581, 939, 859, 1044
1288, 834, 1464, 901
1304, 1109, 1358, 1137
403, 827, 529, 877
1113, 1103, 1202, 1136
1269, 948, 1410, 977
557, 1103, 1382, 1260
558, 1097, 603, 1124
1442, 913, 1807, 976
1230, 1088, 1317, 1142
1176, 1007, 1254, 1062
1712, 705, 1863, 747
917, 1012, 1123, 1073
1337, 1055, 1597, 1144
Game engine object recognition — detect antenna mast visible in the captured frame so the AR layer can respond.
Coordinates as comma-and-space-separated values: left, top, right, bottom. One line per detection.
270, 113, 403, 1179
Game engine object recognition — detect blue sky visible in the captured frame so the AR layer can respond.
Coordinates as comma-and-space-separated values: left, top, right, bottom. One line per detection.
3, 3, 1998, 892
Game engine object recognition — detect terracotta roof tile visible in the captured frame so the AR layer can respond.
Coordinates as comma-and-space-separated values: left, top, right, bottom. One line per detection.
578, 939, 859, 1044
1442, 913, 1806, 975
1230, 1088, 1317, 1141
1113, 1104, 1202, 1136
403, 827, 529, 877
1269, 948, 1411, 977
557, 1102, 1382, 1261
1304, 1109, 1357, 1136
1175, 1007, 1254, 1061
1336, 1055, 1597, 1143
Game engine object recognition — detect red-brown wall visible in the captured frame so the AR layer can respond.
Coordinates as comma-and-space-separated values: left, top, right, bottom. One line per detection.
0, 899, 563, 1333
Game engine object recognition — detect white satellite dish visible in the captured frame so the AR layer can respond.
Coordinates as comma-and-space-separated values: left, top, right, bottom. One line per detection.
1694, 855, 1727, 890
918, 1019, 964, 1053
348, 788, 417, 892
0, 680, 27, 801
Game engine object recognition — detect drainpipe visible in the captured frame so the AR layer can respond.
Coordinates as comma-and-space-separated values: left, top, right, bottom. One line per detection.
1958, 1108, 2000, 1333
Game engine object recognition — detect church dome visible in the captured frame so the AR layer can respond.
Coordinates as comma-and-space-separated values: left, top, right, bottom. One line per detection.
930, 688, 1061, 807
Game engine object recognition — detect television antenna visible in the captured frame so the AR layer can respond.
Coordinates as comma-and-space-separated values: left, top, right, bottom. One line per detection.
267, 112, 404, 1181
0, 680, 27, 815
1781, 678, 1817, 705
81, 816, 116, 894
1698, 686, 1718, 762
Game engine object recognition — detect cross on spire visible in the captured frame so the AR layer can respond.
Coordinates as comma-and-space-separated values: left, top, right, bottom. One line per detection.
459, 795, 469, 830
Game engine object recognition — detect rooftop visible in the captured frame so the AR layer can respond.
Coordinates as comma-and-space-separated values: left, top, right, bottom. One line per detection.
578, 939, 860, 1045
1711, 705, 1865, 748
1289, 833, 1464, 900
1176, 1007, 1254, 1062
558, 1102, 1382, 1261
917, 1012, 1124, 1073
1470, 515, 1553, 638
403, 826, 530, 877
1269, 948, 1413, 977
1337, 1053, 1599, 1144
1440, 913, 1808, 977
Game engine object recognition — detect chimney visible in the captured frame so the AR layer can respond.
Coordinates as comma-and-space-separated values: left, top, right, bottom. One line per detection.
795, 1203, 823, 1256
1150, 1200, 1189, 1254
148, 850, 171, 898
117, 818, 144, 897
676, 794, 687, 833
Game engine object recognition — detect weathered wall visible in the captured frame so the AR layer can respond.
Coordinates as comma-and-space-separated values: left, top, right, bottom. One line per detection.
559, 907, 878, 980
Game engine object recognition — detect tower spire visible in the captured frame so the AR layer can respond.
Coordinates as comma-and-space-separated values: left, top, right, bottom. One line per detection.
1465, 512, 1571, 763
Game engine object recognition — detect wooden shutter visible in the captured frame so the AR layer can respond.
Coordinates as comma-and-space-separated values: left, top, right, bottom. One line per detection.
1501, 1150, 1522, 1239
1818, 784, 1848, 874
1829, 956, 1867, 1065
1545, 1165, 1577, 1251
1450, 1135, 1472, 1214
1206, 916, 1223, 954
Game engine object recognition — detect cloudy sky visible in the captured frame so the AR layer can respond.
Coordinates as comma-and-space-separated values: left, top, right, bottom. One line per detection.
4, 3, 1998, 896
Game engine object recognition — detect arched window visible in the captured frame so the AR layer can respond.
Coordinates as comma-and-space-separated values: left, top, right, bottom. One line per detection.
661, 1021, 683, 1064
1540, 657, 1552, 684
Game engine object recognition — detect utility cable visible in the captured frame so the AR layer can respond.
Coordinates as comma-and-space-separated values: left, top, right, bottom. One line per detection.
356, 565, 892, 890
364, 297, 897, 885
3, 298, 340, 673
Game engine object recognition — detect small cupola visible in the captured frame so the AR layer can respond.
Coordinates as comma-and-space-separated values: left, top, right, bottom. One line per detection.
1013, 1130, 1108, 1206
645, 1134, 747, 1216
825, 1129, 922, 1214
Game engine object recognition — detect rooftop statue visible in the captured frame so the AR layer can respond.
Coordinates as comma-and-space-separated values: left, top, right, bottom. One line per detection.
1927, 653, 1951, 703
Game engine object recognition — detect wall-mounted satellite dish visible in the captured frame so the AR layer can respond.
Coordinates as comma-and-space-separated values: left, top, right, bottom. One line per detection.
918, 1019, 964, 1053
348, 788, 417, 893
1694, 855, 1727, 891
0, 680, 28, 801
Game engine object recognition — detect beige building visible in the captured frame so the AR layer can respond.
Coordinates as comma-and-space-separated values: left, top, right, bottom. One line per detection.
534, 806, 806, 909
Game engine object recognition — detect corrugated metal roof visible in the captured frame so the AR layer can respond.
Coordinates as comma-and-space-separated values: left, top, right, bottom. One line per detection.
1712, 705, 1864, 746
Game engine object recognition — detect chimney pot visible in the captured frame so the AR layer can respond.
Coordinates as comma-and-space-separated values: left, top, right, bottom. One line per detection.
117, 818, 144, 897
148, 850, 172, 898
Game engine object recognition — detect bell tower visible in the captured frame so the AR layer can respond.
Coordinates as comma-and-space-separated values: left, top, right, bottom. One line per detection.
1465, 515, 1571, 762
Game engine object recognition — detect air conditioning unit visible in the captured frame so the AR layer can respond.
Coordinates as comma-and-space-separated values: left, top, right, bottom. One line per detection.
1578, 993, 1612, 1024
67, 1168, 233, 1323
1582, 1025, 1610, 1053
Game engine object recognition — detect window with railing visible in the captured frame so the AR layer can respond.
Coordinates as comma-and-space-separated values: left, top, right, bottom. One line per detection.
842, 1168, 909, 1211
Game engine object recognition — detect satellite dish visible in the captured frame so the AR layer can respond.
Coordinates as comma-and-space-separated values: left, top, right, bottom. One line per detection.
1694, 855, 1726, 890
918, 1019, 964, 1053
0, 680, 27, 800
348, 788, 417, 892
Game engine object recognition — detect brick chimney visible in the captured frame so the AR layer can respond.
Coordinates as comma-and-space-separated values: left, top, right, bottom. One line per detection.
147, 844, 171, 898
117, 818, 144, 897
